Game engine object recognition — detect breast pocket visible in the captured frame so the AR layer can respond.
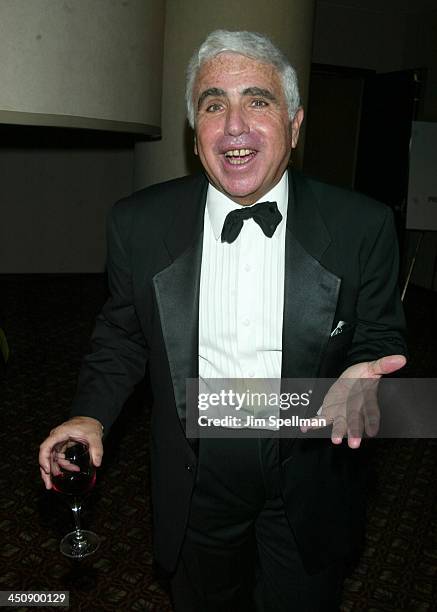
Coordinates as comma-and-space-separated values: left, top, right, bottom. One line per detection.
324, 323, 356, 373
328, 322, 355, 347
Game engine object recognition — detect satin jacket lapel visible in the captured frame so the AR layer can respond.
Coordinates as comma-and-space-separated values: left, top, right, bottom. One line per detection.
281, 171, 341, 379
152, 175, 208, 442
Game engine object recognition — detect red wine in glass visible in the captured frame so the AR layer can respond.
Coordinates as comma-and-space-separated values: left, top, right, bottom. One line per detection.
52, 470, 96, 496
50, 438, 100, 558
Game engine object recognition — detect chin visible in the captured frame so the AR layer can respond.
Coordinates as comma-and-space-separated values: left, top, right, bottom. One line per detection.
221, 180, 262, 201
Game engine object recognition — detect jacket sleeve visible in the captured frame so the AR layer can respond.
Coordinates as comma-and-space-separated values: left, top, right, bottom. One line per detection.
345, 206, 407, 367
70, 202, 149, 431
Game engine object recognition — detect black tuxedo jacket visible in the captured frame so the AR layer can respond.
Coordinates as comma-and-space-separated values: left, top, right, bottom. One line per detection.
71, 169, 406, 574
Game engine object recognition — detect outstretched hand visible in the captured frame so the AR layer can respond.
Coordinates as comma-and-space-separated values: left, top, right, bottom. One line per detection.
301, 355, 406, 448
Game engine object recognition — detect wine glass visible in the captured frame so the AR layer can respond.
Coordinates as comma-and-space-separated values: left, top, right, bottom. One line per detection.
50, 437, 100, 558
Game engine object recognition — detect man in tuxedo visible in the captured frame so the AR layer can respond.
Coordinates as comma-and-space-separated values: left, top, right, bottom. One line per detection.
39, 30, 407, 611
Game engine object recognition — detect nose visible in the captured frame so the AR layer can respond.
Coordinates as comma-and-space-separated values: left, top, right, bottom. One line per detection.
224, 105, 249, 136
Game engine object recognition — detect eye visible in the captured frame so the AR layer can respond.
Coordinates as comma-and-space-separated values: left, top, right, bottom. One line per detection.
251, 99, 268, 108
205, 103, 223, 113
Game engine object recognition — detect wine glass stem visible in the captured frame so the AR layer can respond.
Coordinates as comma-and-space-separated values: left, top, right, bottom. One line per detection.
70, 497, 85, 542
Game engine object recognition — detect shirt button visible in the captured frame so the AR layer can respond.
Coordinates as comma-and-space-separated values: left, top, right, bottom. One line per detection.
242, 318, 250, 326
244, 263, 251, 272
248, 371, 255, 377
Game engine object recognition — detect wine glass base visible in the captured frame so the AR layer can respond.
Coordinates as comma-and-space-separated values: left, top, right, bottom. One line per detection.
60, 530, 100, 559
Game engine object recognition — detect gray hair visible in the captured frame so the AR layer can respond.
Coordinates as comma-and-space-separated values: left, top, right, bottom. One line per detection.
185, 29, 301, 128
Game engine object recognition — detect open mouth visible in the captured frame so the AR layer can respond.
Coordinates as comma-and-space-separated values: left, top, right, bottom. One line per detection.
224, 148, 257, 165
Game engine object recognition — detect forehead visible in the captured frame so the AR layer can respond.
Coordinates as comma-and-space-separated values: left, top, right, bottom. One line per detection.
194, 52, 283, 96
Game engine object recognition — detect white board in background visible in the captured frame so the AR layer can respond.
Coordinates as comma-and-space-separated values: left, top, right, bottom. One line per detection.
407, 121, 437, 231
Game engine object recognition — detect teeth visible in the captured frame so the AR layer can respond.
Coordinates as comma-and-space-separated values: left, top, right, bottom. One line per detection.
225, 148, 254, 157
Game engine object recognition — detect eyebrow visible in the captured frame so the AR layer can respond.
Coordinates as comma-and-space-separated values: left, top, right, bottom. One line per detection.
242, 87, 278, 102
197, 88, 226, 110
197, 86, 279, 111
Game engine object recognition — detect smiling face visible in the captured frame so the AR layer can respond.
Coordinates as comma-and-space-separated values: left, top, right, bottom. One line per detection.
193, 53, 303, 206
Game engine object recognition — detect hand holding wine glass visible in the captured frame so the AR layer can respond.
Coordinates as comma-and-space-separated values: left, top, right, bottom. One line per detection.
49, 437, 100, 558
39, 416, 104, 490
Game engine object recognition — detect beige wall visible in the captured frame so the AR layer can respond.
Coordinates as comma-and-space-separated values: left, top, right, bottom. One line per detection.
0, 0, 165, 133
135, 0, 316, 188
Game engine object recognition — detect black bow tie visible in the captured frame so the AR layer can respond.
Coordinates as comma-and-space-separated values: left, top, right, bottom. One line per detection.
221, 201, 282, 244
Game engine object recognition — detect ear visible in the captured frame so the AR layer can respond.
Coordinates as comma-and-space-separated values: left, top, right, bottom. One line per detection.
290, 107, 304, 149
194, 134, 198, 156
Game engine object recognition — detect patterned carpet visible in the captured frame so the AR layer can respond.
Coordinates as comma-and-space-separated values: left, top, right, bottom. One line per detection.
0, 275, 436, 612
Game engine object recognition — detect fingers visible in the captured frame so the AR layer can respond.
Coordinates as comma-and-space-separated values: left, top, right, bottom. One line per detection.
301, 414, 363, 448
38, 416, 104, 487
331, 415, 347, 444
369, 354, 406, 377
56, 457, 81, 471
89, 435, 104, 467
300, 356, 403, 446
362, 383, 380, 438
39, 429, 69, 477
301, 378, 371, 448
330, 415, 362, 448
90, 446, 103, 468
40, 467, 52, 490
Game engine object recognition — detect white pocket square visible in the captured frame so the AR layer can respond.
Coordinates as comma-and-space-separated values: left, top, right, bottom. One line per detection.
330, 320, 347, 337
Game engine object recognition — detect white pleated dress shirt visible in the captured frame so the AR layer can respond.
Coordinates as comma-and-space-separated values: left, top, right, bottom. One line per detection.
199, 172, 288, 392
